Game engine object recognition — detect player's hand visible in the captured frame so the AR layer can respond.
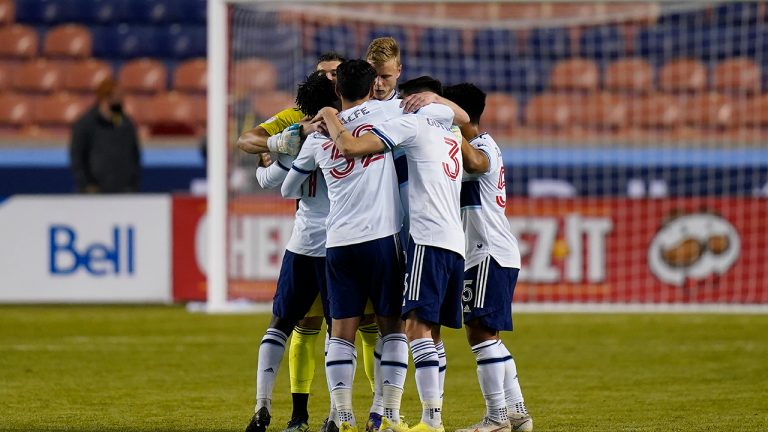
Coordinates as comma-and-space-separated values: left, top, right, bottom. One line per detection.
266, 123, 302, 156
401, 92, 439, 113
312, 107, 339, 123
258, 153, 273, 168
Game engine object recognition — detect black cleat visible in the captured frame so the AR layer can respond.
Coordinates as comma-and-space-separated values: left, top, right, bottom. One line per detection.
281, 417, 310, 432
319, 417, 340, 432
246, 407, 271, 432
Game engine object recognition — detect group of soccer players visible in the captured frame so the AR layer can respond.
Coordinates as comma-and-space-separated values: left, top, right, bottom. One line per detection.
237, 37, 532, 432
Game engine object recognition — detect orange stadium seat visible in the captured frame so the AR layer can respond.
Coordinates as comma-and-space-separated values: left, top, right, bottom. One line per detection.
495, 3, 544, 20
119, 58, 167, 94
659, 59, 708, 93
43, 24, 92, 59
712, 57, 761, 94
63, 59, 112, 93
144, 92, 198, 136
0, 24, 38, 59
627, 93, 682, 129
568, 92, 628, 130
13, 59, 63, 94
232, 58, 277, 95
444, 3, 493, 21
604, 58, 654, 93
549, 58, 600, 92
174, 58, 207, 94
0, 0, 14, 26
733, 94, 768, 128
33, 92, 90, 136
252, 91, 295, 119
681, 92, 735, 129
524, 93, 572, 129
0, 93, 32, 134
483, 92, 518, 137
0, 62, 9, 91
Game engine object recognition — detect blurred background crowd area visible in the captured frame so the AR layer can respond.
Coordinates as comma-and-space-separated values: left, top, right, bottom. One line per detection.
2, 1, 768, 146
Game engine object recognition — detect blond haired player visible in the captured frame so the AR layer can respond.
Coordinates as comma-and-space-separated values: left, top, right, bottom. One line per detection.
238, 52, 378, 432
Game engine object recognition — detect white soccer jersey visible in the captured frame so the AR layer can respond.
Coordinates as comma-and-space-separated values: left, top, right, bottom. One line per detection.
283, 100, 410, 247
256, 154, 329, 257
461, 133, 521, 269
371, 114, 465, 257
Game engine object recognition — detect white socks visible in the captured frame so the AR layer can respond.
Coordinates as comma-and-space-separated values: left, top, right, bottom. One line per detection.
472, 340, 509, 423
255, 328, 288, 412
498, 341, 528, 416
326, 337, 358, 426
380, 333, 408, 423
410, 338, 442, 427
370, 335, 384, 416
436, 340, 447, 400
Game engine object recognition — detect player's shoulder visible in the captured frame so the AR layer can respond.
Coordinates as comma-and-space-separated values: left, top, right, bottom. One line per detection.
470, 132, 499, 149
274, 107, 304, 122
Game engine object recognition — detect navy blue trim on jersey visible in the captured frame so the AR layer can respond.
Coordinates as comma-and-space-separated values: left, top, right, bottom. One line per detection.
394, 153, 409, 185
292, 164, 312, 175
460, 180, 482, 208
371, 128, 396, 151
277, 160, 290, 171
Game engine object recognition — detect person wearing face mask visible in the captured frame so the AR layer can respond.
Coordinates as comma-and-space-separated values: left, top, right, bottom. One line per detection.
69, 78, 141, 193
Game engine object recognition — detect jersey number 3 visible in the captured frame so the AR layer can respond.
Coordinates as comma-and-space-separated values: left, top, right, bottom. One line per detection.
442, 137, 460, 180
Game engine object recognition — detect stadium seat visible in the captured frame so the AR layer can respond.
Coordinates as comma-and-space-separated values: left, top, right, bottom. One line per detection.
549, 58, 599, 92
548, 3, 599, 20
92, 25, 160, 59
524, 93, 572, 129
232, 58, 278, 94
44, 24, 93, 59
712, 58, 761, 94
118, 58, 167, 94
701, 25, 760, 61
483, 92, 518, 136
310, 25, 358, 58
578, 25, 624, 62
444, 3, 493, 21
418, 28, 463, 58
732, 93, 768, 128
636, 25, 699, 64
63, 59, 112, 93
70, 0, 131, 24
496, 3, 544, 20
164, 25, 206, 59
232, 24, 300, 59
121, 0, 185, 25
681, 92, 735, 129
252, 91, 295, 119
659, 59, 708, 93
366, 26, 409, 58
527, 27, 571, 60
143, 92, 198, 136
173, 58, 206, 94
604, 58, 654, 93
0, 93, 33, 132
406, 56, 467, 86
0, 0, 14, 25
13, 60, 63, 94
714, 2, 760, 28
656, 8, 708, 27
14, 0, 77, 25
473, 29, 516, 61
0, 25, 39, 59
568, 92, 628, 130
0, 63, 9, 91
627, 93, 682, 129
33, 92, 90, 135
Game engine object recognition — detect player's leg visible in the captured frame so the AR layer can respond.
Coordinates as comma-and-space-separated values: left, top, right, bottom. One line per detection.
287, 311, 323, 432
247, 252, 322, 432
359, 310, 382, 432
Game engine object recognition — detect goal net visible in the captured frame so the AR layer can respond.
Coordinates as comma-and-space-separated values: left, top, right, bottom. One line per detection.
206, 0, 768, 311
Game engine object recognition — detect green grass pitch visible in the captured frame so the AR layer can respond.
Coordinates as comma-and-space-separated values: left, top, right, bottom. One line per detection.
1, 306, 766, 431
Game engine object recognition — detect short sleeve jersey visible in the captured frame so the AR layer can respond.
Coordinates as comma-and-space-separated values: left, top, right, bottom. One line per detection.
370, 115, 465, 257
258, 108, 304, 136
461, 133, 521, 269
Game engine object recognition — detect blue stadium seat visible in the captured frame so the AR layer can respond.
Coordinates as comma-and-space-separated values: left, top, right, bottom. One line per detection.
579, 25, 624, 62
232, 25, 300, 59
406, 56, 467, 87
701, 25, 760, 61
310, 25, 358, 58
465, 59, 550, 94
91, 25, 161, 58
15, 0, 78, 25
527, 27, 570, 60
72, 0, 132, 24
473, 29, 516, 61
176, 0, 207, 23
714, 2, 760, 28
417, 28, 463, 58
164, 25, 206, 59
636, 25, 702, 64
656, 8, 708, 27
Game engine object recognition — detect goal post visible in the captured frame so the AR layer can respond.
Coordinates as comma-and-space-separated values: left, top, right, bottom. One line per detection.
204, 0, 768, 312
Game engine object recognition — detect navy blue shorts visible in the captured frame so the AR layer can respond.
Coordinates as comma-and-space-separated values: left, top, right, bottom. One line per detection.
402, 240, 465, 329
462, 256, 519, 331
326, 234, 404, 320
273, 251, 328, 322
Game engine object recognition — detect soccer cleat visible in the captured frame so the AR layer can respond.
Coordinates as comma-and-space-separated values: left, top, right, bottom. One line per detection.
407, 422, 445, 432
508, 413, 532, 432
282, 417, 310, 432
340, 422, 358, 432
245, 407, 271, 432
365, 413, 382, 432
454, 417, 510, 432
320, 418, 341, 432
378, 416, 409, 432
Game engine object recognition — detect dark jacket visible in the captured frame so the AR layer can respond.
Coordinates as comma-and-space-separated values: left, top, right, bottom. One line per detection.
70, 106, 141, 193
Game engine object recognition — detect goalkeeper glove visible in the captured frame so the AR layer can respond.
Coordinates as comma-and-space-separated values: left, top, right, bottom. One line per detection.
266, 123, 302, 156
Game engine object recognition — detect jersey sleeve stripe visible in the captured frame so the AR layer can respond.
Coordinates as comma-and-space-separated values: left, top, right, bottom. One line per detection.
460, 180, 482, 208
276, 160, 290, 171
371, 128, 396, 151
291, 164, 313, 175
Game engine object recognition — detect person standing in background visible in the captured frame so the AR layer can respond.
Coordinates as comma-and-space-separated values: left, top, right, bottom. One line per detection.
70, 78, 141, 193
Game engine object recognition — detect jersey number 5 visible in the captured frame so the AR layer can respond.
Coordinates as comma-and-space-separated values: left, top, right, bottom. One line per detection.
442, 137, 460, 180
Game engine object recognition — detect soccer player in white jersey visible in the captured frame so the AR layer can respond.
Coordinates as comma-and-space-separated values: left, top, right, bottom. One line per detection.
443, 84, 533, 432
284, 60, 455, 432
245, 71, 341, 432
315, 79, 465, 432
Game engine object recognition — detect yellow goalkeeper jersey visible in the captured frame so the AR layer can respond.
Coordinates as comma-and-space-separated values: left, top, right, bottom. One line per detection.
258, 107, 304, 136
